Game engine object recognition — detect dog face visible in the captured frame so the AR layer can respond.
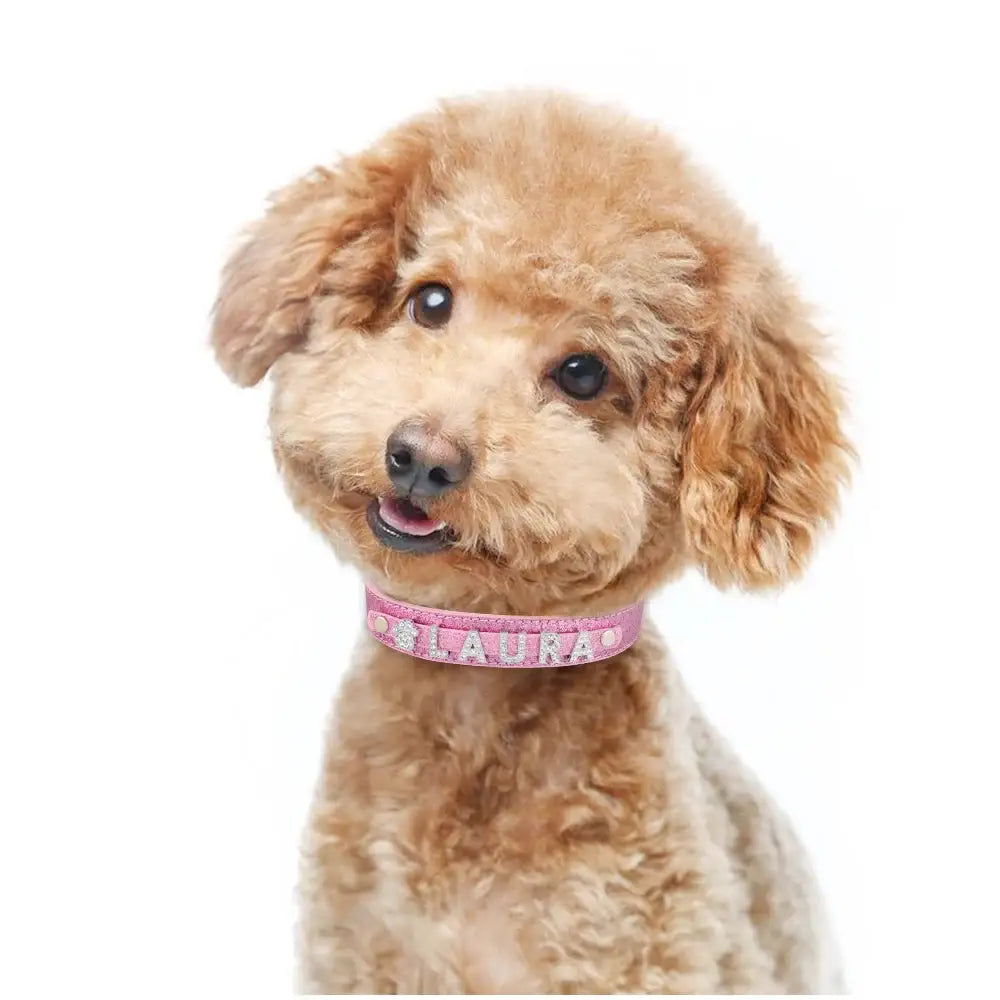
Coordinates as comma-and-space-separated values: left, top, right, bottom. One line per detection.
212, 95, 849, 612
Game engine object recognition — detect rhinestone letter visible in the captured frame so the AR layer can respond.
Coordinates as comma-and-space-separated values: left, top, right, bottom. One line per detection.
569, 631, 594, 662
458, 629, 487, 664
428, 624, 449, 659
498, 631, 527, 665
538, 631, 562, 665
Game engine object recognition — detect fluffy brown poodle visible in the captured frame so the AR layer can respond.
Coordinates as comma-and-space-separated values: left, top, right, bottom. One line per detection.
212, 92, 850, 994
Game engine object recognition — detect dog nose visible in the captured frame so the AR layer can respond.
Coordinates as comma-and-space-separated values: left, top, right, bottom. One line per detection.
385, 422, 472, 497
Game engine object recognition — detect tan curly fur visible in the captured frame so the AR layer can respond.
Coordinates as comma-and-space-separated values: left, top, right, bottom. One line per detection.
212, 92, 850, 993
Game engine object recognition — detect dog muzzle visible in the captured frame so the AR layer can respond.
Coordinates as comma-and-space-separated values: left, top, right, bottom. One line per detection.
365, 584, 643, 668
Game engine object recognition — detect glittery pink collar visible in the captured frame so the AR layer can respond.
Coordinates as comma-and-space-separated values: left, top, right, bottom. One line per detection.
365, 584, 644, 668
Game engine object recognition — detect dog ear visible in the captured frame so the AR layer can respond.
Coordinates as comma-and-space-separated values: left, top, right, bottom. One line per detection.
211, 127, 432, 386
680, 269, 851, 589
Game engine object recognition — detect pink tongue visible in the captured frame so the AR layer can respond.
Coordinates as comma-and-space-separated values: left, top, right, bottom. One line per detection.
378, 496, 447, 537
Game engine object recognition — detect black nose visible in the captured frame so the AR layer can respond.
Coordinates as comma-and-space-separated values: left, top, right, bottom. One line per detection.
385, 421, 472, 498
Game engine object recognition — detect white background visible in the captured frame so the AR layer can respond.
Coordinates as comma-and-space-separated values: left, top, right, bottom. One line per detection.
2, 2, 998, 996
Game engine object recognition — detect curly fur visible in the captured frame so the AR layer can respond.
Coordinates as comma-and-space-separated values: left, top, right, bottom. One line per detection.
212, 92, 850, 993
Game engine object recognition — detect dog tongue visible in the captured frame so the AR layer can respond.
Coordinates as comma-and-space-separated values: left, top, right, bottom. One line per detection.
378, 496, 447, 537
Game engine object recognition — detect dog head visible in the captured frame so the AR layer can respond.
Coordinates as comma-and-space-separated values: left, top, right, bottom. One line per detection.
212, 94, 850, 612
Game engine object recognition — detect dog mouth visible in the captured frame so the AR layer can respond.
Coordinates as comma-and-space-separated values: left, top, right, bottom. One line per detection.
366, 496, 452, 553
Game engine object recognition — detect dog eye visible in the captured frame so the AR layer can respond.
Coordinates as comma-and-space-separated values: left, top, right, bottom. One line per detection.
553, 354, 608, 400
408, 283, 453, 328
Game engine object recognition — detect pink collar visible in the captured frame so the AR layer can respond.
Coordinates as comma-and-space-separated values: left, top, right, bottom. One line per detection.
365, 584, 644, 668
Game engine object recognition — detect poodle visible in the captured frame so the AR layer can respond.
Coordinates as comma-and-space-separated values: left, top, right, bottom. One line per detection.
211, 92, 850, 994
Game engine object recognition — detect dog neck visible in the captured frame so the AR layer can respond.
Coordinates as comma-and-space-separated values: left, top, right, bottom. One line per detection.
365, 584, 644, 669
